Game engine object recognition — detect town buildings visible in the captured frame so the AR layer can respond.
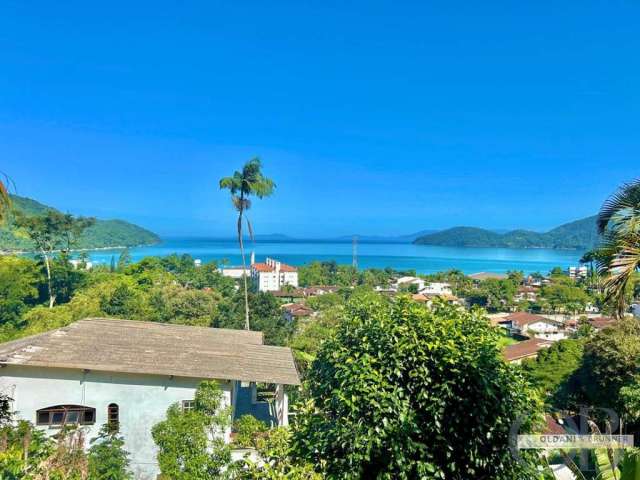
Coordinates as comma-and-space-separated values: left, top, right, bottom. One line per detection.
251, 257, 299, 292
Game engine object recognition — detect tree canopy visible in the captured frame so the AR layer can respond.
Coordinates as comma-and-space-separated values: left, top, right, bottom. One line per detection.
293, 296, 543, 479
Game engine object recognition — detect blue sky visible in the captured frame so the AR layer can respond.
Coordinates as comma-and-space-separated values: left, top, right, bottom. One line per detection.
2, 1, 639, 237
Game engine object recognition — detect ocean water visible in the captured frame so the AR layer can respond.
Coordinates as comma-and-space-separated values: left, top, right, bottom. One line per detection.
83, 237, 585, 275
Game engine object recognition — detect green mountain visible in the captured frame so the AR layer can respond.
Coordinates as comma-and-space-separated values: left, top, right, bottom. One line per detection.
0, 195, 161, 252
413, 215, 599, 250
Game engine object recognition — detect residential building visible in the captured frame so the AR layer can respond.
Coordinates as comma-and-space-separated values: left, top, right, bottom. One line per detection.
395, 276, 426, 292
220, 265, 250, 279
282, 303, 314, 322
499, 312, 566, 341
411, 293, 462, 307
503, 338, 553, 364
69, 259, 93, 270
567, 265, 588, 279
420, 282, 453, 295
515, 286, 538, 302
0, 318, 299, 480
251, 257, 299, 292
587, 316, 616, 331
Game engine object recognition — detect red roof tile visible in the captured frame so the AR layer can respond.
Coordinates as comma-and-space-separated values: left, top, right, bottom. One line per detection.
503, 338, 552, 362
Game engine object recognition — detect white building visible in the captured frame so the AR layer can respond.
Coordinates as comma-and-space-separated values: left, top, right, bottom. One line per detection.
395, 276, 426, 292
0, 318, 299, 480
220, 265, 250, 279
420, 282, 452, 296
251, 257, 298, 292
499, 312, 567, 341
568, 265, 588, 279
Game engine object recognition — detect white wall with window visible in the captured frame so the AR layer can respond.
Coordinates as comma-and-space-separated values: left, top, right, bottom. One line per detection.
1, 365, 232, 480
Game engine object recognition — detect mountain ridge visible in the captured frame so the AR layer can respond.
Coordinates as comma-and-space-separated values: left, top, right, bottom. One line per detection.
413, 215, 598, 250
0, 195, 161, 252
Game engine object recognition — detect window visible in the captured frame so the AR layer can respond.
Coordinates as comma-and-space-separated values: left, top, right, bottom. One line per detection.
36, 405, 96, 427
181, 400, 195, 412
107, 403, 119, 432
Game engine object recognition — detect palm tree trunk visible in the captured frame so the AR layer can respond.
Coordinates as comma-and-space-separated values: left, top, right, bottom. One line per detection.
237, 205, 250, 330
42, 249, 55, 308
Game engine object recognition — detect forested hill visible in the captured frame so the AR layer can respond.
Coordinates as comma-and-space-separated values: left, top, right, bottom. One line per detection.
413, 215, 599, 250
0, 195, 161, 252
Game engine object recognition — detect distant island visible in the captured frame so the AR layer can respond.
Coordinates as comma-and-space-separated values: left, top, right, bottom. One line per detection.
0, 195, 161, 252
413, 216, 599, 250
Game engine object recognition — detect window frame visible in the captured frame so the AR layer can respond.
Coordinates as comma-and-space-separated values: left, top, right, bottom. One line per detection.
35, 405, 96, 427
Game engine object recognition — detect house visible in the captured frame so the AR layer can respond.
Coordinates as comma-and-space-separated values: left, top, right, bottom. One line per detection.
251, 257, 299, 292
588, 316, 616, 331
503, 338, 553, 364
395, 276, 426, 292
0, 318, 300, 480
499, 312, 566, 341
282, 303, 314, 322
411, 293, 462, 307
515, 286, 538, 302
468, 272, 508, 281
302, 285, 340, 297
568, 265, 588, 279
420, 282, 453, 296
220, 265, 250, 279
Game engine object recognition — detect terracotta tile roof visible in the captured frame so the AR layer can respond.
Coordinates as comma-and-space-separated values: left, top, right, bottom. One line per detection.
271, 289, 305, 298
283, 304, 313, 317
544, 414, 566, 435
279, 264, 297, 272
411, 293, 429, 302
588, 316, 616, 330
503, 338, 552, 362
0, 318, 300, 385
252, 262, 273, 272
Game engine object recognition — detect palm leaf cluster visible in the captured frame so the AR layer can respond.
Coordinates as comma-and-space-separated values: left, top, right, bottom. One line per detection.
596, 179, 640, 318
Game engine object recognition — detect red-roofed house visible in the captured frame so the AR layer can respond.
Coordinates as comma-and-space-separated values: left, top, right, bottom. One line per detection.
503, 338, 553, 364
282, 303, 314, 322
499, 312, 566, 341
251, 257, 299, 292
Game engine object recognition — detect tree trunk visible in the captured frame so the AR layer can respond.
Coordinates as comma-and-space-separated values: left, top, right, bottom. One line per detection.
238, 209, 250, 330
42, 249, 55, 308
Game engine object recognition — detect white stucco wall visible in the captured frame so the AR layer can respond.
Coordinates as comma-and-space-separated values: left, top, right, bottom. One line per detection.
0, 365, 232, 480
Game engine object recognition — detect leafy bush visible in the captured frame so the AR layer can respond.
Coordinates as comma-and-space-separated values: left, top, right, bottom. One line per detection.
293, 297, 543, 479
232, 415, 268, 448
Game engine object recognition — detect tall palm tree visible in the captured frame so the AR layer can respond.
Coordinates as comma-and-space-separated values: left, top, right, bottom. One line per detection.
219, 158, 275, 330
596, 179, 640, 318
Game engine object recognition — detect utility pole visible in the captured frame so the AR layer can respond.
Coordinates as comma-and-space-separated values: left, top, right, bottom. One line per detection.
352, 235, 358, 270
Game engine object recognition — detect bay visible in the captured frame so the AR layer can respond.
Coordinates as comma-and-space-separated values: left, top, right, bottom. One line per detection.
83, 237, 585, 275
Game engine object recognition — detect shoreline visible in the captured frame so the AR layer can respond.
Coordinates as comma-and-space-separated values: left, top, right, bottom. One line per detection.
0, 241, 161, 256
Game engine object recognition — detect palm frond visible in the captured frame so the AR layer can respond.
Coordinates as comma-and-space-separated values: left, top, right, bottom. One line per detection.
598, 179, 640, 234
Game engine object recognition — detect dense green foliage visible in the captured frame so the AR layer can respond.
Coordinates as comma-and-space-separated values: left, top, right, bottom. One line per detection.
0, 421, 132, 480
87, 426, 133, 480
573, 318, 640, 413
152, 381, 231, 480
0, 195, 160, 252
414, 215, 599, 249
239, 428, 321, 479
521, 338, 585, 408
293, 296, 544, 479
232, 415, 268, 449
